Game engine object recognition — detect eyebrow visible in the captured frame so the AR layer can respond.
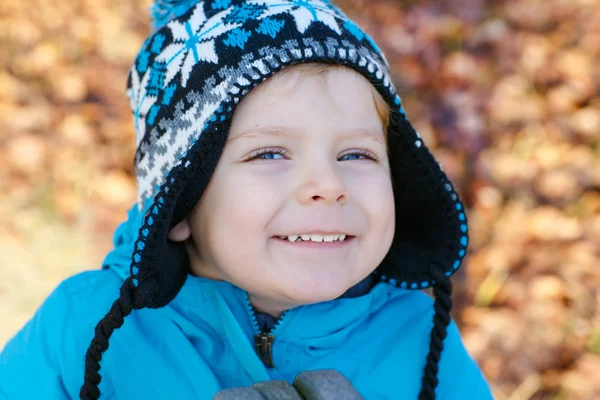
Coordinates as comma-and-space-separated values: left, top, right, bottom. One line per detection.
227, 125, 385, 144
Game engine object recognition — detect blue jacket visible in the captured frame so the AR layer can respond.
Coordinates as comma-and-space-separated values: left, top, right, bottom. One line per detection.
0, 205, 494, 399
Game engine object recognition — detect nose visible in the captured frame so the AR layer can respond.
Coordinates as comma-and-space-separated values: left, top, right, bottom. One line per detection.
296, 159, 348, 206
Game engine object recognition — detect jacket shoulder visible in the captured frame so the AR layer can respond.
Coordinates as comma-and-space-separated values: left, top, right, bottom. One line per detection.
59, 268, 125, 319
0, 269, 125, 399
367, 286, 494, 399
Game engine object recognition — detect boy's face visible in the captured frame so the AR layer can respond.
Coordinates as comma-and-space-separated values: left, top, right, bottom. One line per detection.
170, 66, 395, 316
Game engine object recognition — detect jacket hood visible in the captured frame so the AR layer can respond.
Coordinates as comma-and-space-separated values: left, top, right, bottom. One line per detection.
102, 204, 145, 282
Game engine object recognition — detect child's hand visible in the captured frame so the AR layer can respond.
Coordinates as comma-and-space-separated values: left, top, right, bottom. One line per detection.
213, 369, 364, 399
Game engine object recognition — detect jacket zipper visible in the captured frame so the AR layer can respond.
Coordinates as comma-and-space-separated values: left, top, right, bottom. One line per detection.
244, 293, 287, 369
254, 330, 275, 368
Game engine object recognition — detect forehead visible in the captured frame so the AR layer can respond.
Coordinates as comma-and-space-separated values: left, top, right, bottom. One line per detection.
228, 124, 385, 145
228, 66, 383, 138
255, 65, 373, 100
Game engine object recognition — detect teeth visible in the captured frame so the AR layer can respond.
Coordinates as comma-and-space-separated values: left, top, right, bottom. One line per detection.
280, 234, 349, 242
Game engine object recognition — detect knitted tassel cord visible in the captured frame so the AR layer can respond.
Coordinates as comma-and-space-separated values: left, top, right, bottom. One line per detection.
79, 280, 135, 400
418, 266, 453, 400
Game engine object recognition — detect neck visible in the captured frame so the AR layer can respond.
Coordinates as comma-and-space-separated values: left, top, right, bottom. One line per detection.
247, 294, 292, 319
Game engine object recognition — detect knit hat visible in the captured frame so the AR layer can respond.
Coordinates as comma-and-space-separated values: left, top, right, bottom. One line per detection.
80, 1, 469, 399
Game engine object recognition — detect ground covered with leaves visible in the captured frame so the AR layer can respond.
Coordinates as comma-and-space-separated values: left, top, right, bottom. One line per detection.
1, 0, 598, 398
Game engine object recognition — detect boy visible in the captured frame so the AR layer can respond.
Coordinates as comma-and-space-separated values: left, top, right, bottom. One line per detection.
0, 1, 493, 399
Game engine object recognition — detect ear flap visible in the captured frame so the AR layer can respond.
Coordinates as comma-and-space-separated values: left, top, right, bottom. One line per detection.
129, 175, 191, 309
375, 107, 468, 289
130, 109, 230, 309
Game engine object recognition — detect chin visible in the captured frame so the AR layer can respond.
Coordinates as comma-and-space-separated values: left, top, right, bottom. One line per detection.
283, 278, 351, 306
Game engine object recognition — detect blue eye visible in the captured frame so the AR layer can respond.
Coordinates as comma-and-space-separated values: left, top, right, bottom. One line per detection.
340, 154, 364, 161
248, 148, 287, 161
339, 150, 378, 161
258, 152, 284, 160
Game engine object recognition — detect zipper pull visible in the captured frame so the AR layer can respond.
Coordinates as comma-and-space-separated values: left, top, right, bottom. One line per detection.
254, 330, 275, 368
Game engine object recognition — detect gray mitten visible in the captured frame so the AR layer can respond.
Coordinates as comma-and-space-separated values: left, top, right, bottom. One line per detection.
213, 380, 303, 400
293, 370, 363, 400
213, 369, 363, 400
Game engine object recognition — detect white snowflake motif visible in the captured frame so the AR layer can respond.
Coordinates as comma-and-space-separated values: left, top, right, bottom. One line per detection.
127, 67, 157, 146
155, 3, 241, 88
250, 0, 342, 35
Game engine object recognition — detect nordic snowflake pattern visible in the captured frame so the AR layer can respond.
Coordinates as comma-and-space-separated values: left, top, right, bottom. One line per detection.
127, 67, 157, 149
155, 4, 241, 88
250, 0, 343, 34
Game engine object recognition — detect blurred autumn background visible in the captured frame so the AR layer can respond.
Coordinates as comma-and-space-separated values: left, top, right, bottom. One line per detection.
1, 0, 599, 398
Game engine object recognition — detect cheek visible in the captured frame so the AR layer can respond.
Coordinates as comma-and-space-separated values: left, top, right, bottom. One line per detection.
201, 172, 288, 284
205, 171, 285, 242
350, 172, 395, 263
348, 171, 395, 224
